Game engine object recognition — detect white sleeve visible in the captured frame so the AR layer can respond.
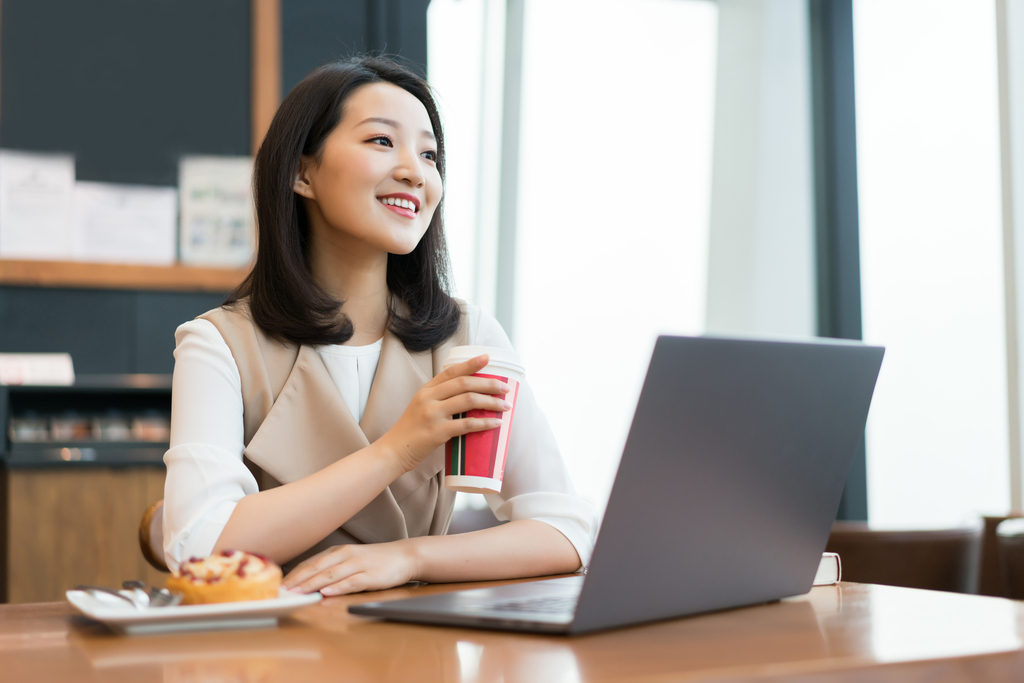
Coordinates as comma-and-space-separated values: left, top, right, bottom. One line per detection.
467, 306, 599, 569
162, 318, 258, 572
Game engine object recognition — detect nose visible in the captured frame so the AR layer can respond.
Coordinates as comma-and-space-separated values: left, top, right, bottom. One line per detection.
393, 147, 425, 188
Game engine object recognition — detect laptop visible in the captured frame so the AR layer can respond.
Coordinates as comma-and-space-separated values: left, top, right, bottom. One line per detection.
349, 334, 885, 635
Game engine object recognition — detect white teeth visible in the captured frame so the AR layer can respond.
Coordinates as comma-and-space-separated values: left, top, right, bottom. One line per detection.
379, 197, 417, 212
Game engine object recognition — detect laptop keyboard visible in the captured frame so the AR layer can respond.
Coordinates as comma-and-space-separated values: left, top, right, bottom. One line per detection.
486, 596, 578, 614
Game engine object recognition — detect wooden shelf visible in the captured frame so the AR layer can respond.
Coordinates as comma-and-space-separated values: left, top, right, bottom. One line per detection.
0, 259, 249, 293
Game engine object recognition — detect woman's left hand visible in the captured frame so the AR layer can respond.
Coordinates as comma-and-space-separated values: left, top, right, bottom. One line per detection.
282, 541, 419, 596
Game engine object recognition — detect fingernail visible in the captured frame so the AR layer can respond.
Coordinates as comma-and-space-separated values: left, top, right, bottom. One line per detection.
503, 401, 512, 410
320, 587, 335, 596
287, 586, 303, 594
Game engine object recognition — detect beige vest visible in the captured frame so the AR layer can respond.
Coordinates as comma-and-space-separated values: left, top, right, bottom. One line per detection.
199, 301, 468, 566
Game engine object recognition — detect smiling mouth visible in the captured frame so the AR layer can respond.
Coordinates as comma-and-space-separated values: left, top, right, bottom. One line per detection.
377, 196, 419, 214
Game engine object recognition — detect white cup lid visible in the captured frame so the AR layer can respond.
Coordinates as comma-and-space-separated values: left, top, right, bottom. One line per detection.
443, 345, 524, 376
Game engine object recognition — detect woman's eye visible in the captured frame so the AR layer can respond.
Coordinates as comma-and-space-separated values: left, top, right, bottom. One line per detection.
369, 135, 393, 147
422, 150, 437, 162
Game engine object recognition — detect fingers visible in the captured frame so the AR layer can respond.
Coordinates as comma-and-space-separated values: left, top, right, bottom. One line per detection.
282, 546, 339, 590
283, 544, 407, 597
433, 374, 511, 403
384, 353, 514, 472
449, 415, 505, 436
297, 563, 361, 595
426, 354, 491, 389
285, 547, 361, 594
441, 391, 512, 417
320, 572, 370, 596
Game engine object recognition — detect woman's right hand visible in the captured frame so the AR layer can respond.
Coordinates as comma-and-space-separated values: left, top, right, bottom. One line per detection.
378, 354, 512, 473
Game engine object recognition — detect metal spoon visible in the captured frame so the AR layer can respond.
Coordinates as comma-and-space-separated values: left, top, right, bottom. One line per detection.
120, 580, 151, 606
122, 580, 183, 607
74, 585, 145, 610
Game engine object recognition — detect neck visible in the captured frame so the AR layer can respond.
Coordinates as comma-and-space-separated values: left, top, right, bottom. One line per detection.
307, 215, 389, 346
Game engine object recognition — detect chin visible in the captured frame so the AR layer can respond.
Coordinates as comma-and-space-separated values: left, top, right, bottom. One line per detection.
388, 242, 421, 256
383, 230, 428, 256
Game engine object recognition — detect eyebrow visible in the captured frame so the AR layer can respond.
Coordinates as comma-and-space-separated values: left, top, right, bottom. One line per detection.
356, 116, 436, 142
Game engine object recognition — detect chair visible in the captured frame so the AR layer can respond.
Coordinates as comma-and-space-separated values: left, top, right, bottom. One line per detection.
996, 518, 1024, 599
139, 500, 169, 572
825, 521, 983, 594
980, 514, 1023, 596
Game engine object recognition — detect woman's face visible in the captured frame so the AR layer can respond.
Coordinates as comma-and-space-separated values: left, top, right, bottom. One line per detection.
294, 82, 442, 255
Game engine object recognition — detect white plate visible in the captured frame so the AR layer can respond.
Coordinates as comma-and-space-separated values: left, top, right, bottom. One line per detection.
66, 587, 323, 635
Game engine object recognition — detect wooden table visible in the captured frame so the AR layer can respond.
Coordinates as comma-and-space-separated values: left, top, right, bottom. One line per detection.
3, 580, 1024, 682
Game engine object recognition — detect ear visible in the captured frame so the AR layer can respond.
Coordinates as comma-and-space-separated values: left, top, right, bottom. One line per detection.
293, 155, 316, 199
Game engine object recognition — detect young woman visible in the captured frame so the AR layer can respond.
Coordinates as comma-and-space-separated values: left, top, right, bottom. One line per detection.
163, 56, 597, 596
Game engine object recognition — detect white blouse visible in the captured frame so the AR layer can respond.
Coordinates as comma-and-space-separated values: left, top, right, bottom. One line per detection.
162, 304, 598, 573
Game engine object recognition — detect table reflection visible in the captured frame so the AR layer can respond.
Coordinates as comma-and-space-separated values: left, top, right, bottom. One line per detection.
67, 593, 834, 683
71, 625, 321, 683
53, 583, 1024, 683
862, 584, 1022, 662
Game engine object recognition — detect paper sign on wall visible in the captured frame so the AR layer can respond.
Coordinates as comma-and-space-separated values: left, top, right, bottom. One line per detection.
0, 150, 76, 260
73, 182, 178, 264
178, 156, 255, 267
0, 353, 75, 386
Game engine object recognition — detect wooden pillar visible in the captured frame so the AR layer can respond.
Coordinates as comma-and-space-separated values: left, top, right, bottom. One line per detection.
251, 0, 282, 156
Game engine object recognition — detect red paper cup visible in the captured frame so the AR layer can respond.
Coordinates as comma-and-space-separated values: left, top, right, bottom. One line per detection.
444, 345, 525, 494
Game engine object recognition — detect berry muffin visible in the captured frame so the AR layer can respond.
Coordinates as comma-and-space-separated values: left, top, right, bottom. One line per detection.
166, 550, 282, 604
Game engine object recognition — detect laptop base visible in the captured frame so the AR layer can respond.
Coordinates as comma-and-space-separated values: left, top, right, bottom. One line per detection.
348, 576, 582, 634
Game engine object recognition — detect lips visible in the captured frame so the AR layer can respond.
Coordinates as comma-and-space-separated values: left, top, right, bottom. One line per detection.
380, 202, 416, 219
377, 193, 421, 213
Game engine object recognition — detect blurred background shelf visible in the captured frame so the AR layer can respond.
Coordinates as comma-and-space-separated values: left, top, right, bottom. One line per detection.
0, 259, 249, 293
1, 375, 173, 601
4, 443, 168, 468
1, 376, 172, 468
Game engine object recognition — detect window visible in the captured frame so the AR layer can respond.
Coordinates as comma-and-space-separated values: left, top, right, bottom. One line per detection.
513, 0, 718, 506
854, 0, 1010, 525
427, 0, 505, 309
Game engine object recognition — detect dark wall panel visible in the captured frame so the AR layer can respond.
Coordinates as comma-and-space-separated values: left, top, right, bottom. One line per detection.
135, 292, 226, 374
0, 288, 228, 375
281, 0, 430, 96
0, 0, 250, 186
282, 0, 370, 94
0, 288, 135, 374
385, 0, 431, 76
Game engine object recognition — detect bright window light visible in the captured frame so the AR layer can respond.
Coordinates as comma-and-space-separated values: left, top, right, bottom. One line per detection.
430, 0, 718, 509
854, 0, 1010, 526
427, 0, 505, 313
514, 0, 718, 508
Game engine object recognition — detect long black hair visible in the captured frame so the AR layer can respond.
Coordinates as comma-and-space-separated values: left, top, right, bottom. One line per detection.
226, 55, 461, 352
